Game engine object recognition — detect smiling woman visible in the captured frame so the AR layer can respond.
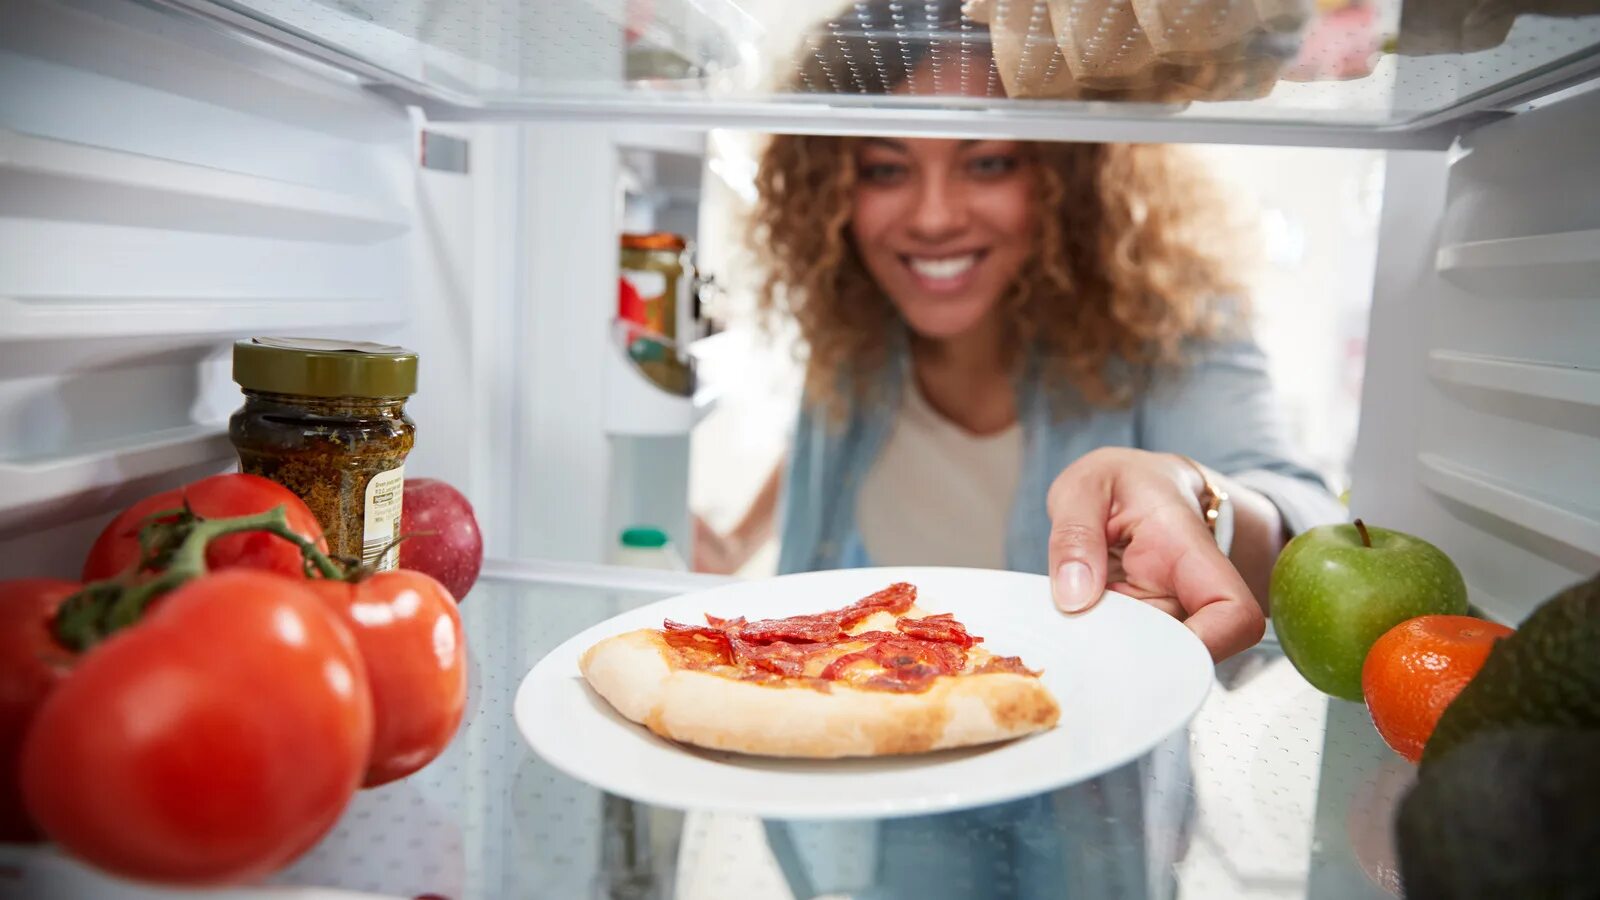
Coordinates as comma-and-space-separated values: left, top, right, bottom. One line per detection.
754, 135, 1248, 420
688, 2, 1350, 898
698, 0, 1345, 667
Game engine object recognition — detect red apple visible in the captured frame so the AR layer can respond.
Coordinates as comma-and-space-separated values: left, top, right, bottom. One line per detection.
399, 478, 483, 601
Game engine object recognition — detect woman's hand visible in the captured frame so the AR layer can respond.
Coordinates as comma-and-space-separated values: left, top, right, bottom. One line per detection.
691, 461, 785, 576
1046, 448, 1266, 662
692, 515, 747, 576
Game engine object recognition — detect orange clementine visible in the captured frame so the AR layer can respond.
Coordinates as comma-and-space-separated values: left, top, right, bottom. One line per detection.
1361, 615, 1514, 763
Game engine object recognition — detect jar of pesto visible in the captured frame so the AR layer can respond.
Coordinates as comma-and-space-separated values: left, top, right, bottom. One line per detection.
229, 338, 417, 570
620, 232, 694, 396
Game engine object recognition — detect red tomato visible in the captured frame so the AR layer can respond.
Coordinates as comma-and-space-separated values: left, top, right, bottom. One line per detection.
0, 579, 80, 843
82, 474, 327, 582
308, 571, 466, 787
20, 571, 372, 884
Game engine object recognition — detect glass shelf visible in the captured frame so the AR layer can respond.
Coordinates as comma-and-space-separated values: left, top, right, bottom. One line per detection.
155, 0, 1600, 146
8, 571, 1420, 899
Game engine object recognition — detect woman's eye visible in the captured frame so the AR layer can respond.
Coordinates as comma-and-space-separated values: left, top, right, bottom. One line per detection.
858, 162, 909, 184
968, 155, 1020, 178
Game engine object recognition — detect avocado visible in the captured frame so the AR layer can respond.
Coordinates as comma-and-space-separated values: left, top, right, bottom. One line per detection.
1396, 727, 1600, 900
1421, 572, 1600, 768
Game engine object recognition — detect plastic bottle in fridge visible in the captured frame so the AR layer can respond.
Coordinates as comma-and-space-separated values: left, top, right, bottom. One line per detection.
610, 526, 687, 570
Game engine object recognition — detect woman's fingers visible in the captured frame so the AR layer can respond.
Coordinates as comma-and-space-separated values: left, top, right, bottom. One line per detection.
1046, 467, 1113, 614
1106, 584, 1184, 621
1154, 511, 1264, 661
1047, 449, 1266, 661
1183, 591, 1266, 662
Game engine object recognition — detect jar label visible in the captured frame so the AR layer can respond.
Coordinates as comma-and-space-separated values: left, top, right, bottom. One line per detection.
363, 465, 405, 571
620, 269, 670, 336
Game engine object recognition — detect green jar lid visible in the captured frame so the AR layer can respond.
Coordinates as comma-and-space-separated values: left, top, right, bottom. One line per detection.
233, 338, 418, 399
620, 526, 669, 549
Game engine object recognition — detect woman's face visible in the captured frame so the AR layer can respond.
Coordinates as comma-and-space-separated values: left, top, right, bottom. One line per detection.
849, 138, 1036, 344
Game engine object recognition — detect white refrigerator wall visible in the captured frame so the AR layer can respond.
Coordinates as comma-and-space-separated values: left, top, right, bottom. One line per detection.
0, 0, 501, 578
3, 0, 1597, 614
0, 0, 704, 578
1351, 86, 1600, 622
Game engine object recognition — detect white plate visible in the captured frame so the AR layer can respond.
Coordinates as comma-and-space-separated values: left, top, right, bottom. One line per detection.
514, 566, 1214, 820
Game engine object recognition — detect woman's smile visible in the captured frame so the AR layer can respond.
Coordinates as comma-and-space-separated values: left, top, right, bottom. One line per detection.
900, 250, 990, 294
849, 137, 1036, 342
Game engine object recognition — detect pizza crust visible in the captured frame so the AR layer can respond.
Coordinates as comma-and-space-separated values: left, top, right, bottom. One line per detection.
580, 629, 1060, 758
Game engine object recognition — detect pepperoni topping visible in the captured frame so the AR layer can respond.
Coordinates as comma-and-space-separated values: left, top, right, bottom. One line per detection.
896, 613, 981, 647
657, 583, 1019, 694
732, 582, 917, 642
852, 632, 969, 672
735, 615, 847, 644
838, 582, 917, 627
843, 629, 897, 642
817, 648, 870, 681
976, 655, 1039, 676
664, 619, 723, 637
907, 635, 969, 673
677, 583, 920, 648
819, 634, 967, 683
729, 635, 831, 677
662, 620, 733, 665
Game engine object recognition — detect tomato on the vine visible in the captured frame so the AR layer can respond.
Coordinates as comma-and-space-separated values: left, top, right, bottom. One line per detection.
308, 570, 467, 786
82, 474, 326, 582
20, 570, 372, 884
0, 579, 80, 843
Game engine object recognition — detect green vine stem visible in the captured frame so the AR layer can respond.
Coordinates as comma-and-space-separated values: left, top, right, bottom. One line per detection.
53, 505, 344, 652
132, 505, 196, 573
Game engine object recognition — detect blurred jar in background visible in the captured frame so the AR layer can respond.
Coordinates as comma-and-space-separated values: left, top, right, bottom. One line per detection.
620, 232, 695, 396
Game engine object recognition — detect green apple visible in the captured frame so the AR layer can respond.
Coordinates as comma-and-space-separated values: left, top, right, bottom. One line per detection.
1270, 520, 1468, 701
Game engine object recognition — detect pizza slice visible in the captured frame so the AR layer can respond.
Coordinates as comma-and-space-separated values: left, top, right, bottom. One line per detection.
579, 582, 1060, 758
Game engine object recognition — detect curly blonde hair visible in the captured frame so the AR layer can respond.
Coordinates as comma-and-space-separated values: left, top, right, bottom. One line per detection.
752, 136, 1253, 417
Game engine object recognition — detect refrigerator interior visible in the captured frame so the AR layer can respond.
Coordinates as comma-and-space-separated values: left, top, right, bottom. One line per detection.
0, 1, 1598, 898
4, 0, 1599, 617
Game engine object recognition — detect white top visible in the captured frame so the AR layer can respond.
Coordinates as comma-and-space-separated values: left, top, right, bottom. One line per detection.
856, 377, 1023, 569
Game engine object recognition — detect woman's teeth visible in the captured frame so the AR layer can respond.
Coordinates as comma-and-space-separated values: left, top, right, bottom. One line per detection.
907, 254, 978, 280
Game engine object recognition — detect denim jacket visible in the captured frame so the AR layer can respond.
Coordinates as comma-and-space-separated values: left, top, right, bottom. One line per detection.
777, 336, 1344, 576
765, 337, 1345, 900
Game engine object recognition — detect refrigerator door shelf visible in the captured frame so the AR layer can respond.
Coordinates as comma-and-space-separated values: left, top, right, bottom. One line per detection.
0, 128, 410, 245
1418, 452, 1600, 558
0, 423, 233, 538
0, 126, 411, 363
0, 293, 406, 354
605, 325, 720, 437
1436, 227, 1600, 298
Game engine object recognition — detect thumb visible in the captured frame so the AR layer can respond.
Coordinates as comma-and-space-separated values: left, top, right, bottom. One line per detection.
1047, 484, 1111, 614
